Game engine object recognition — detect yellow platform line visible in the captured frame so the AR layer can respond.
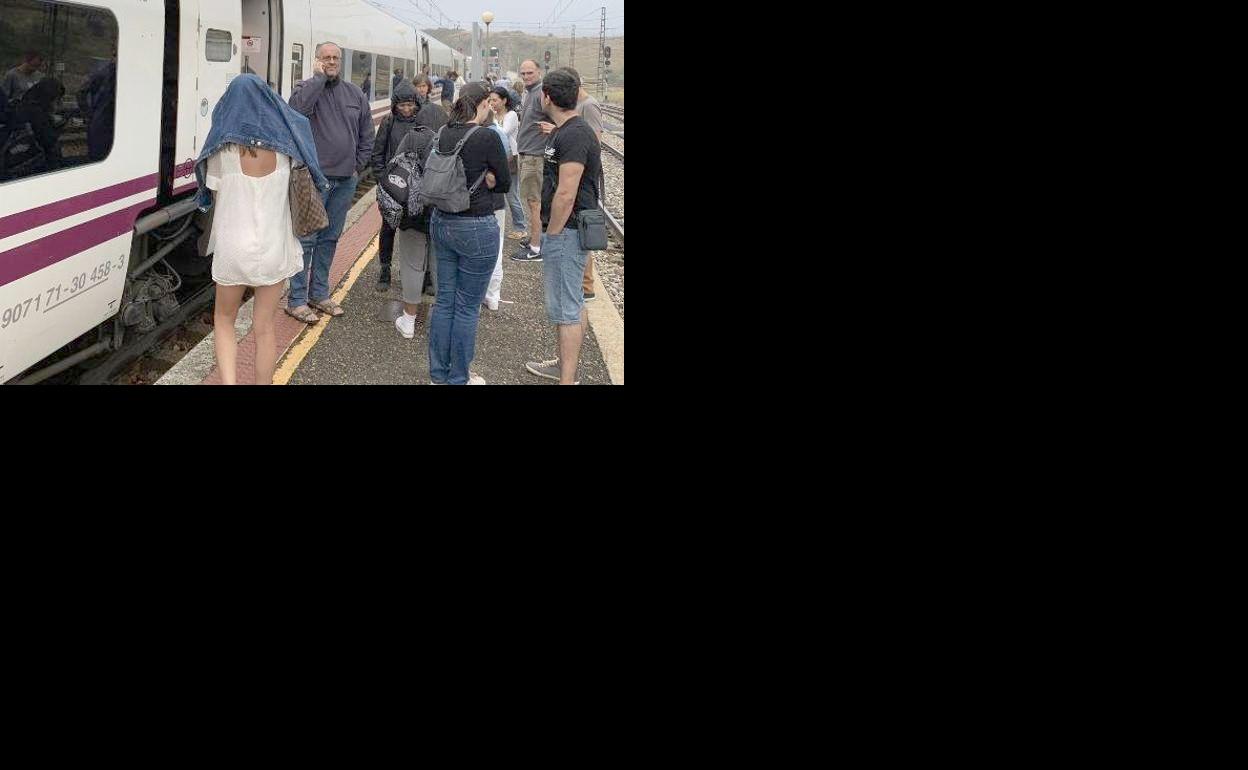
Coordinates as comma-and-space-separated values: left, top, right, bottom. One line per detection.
273, 237, 379, 385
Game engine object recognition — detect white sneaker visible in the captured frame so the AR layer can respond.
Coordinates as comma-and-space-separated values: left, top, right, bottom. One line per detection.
468, 373, 486, 385
483, 297, 500, 311
395, 313, 415, 339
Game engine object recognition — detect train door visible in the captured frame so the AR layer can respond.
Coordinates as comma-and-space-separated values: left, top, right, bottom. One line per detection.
421, 40, 429, 74
195, 3, 241, 151
241, 0, 283, 90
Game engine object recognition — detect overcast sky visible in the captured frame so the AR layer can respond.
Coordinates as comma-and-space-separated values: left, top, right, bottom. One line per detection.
370, 0, 624, 35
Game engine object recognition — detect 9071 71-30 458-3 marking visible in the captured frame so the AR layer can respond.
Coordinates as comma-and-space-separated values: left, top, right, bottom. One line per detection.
0, 254, 126, 332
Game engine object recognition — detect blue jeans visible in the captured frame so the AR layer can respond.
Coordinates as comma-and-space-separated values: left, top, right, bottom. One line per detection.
428, 211, 499, 385
541, 228, 588, 325
505, 178, 527, 232
290, 173, 359, 307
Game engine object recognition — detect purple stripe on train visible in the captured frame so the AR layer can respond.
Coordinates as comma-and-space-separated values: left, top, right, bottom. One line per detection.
0, 200, 154, 289
0, 174, 159, 241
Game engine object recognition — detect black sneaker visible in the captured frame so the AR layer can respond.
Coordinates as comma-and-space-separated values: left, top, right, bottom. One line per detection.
375, 266, 391, 292
584, 291, 596, 301
511, 246, 542, 263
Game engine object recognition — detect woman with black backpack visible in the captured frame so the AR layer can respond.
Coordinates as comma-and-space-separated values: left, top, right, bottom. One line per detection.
424, 82, 510, 385
372, 81, 425, 292
390, 122, 436, 339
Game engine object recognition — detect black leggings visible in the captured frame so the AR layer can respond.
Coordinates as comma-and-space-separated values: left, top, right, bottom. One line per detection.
379, 221, 397, 267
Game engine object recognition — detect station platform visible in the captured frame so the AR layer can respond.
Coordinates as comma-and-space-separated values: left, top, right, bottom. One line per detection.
156, 190, 624, 386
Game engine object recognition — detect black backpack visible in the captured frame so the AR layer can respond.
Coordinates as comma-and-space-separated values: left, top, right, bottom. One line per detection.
378, 125, 433, 231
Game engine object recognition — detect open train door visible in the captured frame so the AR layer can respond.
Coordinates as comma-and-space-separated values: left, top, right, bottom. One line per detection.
241, 0, 284, 91
195, 3, 243, 151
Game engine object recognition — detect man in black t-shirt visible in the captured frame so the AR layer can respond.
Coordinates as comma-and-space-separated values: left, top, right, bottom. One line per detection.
524, 68, 602, 386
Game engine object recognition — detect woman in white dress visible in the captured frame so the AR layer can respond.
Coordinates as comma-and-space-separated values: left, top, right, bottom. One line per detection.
204, 144, 306, 385
193, 73, 327, 385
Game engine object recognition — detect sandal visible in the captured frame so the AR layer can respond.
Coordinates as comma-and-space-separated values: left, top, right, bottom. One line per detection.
309, 299, 345, 317
285, 305, 320, 324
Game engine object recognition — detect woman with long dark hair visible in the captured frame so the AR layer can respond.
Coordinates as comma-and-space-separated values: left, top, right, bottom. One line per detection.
490, 86, 528, 242
426, 82, 510, 385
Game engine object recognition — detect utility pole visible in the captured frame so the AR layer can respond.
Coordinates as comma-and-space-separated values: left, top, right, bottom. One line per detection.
571, 26, 576, 72
597, 6, 606, 100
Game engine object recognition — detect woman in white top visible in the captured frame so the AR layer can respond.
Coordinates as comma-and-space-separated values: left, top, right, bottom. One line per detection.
204, 144, 305, 385
489, 86, 528, 240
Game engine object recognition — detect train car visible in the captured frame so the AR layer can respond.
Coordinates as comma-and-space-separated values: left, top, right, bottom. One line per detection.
0, 0, 458, 384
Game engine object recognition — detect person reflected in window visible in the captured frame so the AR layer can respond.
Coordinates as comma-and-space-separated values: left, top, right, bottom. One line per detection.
1, 52, 45, 103
14, 77, 65, 171
78, 49, 117, 162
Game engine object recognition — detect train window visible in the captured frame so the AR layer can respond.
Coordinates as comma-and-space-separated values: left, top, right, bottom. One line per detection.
206, 29, 232, 63
291, 43, 304, 86
350, 49, 371, 96
0, 0, 119, 184
375, 55, 390, 100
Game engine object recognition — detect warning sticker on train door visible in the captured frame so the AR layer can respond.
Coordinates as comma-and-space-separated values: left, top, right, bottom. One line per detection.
243, 37, 265, 54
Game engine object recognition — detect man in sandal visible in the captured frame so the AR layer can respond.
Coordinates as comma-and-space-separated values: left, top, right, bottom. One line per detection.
285, 41, 373, 323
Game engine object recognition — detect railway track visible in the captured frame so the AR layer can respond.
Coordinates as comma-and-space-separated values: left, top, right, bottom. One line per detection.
597, 133, 624, 247
600, 104, 625, 121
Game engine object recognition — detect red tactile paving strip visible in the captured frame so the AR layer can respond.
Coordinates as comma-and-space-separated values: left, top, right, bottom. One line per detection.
200, 207, 381, 385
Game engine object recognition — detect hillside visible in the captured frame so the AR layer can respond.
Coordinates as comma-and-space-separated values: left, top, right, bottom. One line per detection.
424, 28, 624, 87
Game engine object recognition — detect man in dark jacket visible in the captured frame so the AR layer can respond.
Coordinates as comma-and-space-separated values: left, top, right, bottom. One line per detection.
286, 42, 374, 321
435, 71, 456, 111
371, 80, 430, 291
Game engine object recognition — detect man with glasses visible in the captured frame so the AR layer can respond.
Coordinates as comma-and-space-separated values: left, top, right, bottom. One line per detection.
286, 42, 373, 322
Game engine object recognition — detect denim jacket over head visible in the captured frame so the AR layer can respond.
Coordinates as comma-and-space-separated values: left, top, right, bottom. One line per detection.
194, 74, 329, 211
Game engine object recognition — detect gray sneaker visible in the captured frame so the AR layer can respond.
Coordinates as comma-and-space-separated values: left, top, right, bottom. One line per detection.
525, 359, 579, 384
525, 358, 561, 381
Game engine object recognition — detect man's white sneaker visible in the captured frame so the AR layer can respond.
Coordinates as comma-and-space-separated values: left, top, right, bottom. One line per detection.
468, 373, 486, 385
395, 313, 416, 339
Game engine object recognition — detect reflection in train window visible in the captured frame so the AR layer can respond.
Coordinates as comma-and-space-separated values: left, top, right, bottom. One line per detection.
0, 0, 119, 184
291, 43, 304, 87
375, 55, 390, 100
206, 29, 232, 63
350, 49, 371, 96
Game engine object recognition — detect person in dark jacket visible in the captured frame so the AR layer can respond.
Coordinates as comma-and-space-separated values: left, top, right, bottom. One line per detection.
436, 70, 457, 111
391, 126, 437, 338
371, 80, 429, 291
286, 41, 373, 321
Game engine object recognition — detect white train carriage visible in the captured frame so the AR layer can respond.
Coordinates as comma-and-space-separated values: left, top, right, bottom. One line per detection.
0, 0, 461, 384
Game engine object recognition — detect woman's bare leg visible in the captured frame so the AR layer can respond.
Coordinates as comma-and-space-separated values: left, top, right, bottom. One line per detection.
213, 284, 247, 385
252, 282, 285, 385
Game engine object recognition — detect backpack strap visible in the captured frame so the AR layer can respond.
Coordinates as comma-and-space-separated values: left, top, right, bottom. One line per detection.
448, 125, 480, 157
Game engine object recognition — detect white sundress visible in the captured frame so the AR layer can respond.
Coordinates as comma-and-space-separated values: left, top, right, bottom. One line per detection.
205, 145, 305, 287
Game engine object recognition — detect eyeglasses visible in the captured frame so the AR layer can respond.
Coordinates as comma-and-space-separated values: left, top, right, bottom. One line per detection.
320, 56, 341, 62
